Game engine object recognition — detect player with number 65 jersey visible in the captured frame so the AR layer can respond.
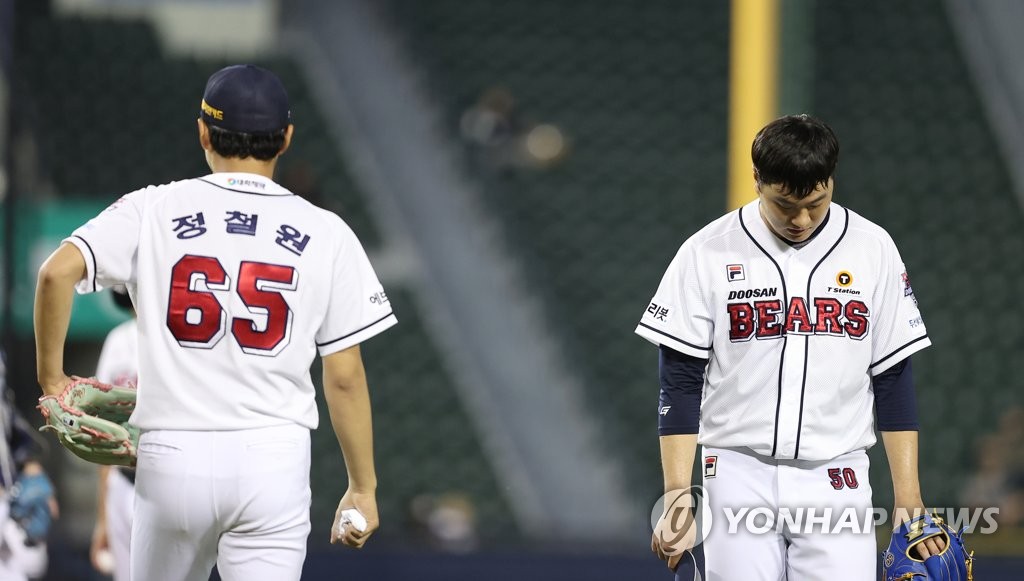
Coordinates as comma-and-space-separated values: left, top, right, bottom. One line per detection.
34, 65, 394, 581
66, 155, 393, 432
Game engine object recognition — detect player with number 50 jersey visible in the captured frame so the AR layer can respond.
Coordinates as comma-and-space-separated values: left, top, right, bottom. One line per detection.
641, 115, 940, 580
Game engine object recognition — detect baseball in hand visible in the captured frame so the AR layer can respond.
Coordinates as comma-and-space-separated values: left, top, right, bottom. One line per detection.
338, 508, 368, 534
95, 549, 115, 575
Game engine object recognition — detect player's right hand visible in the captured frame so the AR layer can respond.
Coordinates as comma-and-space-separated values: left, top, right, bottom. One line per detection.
332, 489, 378, 549
90, 520, 110, 573
651, 488, 697, 571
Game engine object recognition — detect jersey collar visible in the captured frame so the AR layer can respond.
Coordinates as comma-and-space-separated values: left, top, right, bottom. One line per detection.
198, 173, 293, 196
739, 199, 849, 260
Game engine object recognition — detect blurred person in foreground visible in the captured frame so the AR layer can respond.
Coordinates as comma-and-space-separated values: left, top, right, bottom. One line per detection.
0, 352, 56, 581
33, 64, 396, 581
91, 288, 137, 580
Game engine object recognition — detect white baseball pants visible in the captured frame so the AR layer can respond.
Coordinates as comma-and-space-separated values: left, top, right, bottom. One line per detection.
701, 446, 876, 580
131, 424, 312, 581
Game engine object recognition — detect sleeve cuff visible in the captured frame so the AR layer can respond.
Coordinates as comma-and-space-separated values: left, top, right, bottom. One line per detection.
63, 235, 98, 293
636, 323, 710, 360
870, 335, 931, 375
317, 313, 397, 356
658, 426, 700, 436
877, 424, 920, 432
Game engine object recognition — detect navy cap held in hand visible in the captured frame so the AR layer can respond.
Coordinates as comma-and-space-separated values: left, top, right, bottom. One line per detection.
200, 65, 291, 134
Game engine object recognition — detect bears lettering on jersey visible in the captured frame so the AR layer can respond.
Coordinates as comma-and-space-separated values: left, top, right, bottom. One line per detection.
727, 296, 869, 342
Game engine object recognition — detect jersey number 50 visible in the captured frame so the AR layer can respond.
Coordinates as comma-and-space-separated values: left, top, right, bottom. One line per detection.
167, 254, 298, 356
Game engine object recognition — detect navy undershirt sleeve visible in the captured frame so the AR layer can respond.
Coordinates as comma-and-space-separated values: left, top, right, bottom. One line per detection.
873, 357, 920, 431
658, 345, 706, 435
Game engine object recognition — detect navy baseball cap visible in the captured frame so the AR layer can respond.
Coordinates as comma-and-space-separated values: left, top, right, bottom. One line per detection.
200, 64, 291, 133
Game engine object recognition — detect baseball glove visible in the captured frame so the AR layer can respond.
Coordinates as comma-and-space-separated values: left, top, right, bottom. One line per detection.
8, 472, 54, 545
37, 377, 138, 467
882, 513, 974, 580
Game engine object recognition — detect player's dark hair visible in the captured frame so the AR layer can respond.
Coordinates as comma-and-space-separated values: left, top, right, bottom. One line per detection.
208, 124, 287, 161
751, 114, 839, 199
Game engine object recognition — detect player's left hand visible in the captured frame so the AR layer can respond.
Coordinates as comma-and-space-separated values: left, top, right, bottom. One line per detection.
37, 376, 139, 466
332, 489, 378, 549
893, 505, 945, 559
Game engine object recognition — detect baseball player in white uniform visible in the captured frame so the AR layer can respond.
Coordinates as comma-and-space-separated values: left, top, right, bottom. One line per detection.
642, 115, 942, 580
34, 64, 395, 581
91, 289, 137, 581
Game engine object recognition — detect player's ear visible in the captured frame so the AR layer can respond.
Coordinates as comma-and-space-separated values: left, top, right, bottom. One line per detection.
197, 118, 213, 151
277, 124, 295, 157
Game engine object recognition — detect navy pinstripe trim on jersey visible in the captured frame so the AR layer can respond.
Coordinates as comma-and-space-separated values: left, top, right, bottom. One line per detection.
794, 208, 850, 459
770, 343, 789, 458
739, 207, 790, 458
197, 178, 294, 197
70, 235, 98, 292
793, 341, 811, 460
637, 323, 711, 352
870, 335, 930, 370
316, 312, 395, 348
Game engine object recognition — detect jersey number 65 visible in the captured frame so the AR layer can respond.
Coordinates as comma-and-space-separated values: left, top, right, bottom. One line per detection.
166, 254, 297, 356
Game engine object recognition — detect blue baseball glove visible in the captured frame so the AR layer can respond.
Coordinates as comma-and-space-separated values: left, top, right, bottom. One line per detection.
8, 472, 55, 545
882, 513, 974, 581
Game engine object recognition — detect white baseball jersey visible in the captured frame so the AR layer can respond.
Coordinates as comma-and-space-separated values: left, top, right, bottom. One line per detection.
96, 318, 139, 387
636, 199, 929, 461
65, 172, 397, 431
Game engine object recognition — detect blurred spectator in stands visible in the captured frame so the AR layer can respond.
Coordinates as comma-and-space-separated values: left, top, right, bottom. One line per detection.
961, 406, 1024, 527
461, 87, 517, 153
1002, 476, 1024, 528
460, 86, 568, 173
408, 492, 478, 552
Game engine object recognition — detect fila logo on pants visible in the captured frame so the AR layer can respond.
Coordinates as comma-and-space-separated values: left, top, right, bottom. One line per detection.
727, 297, 869, 342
